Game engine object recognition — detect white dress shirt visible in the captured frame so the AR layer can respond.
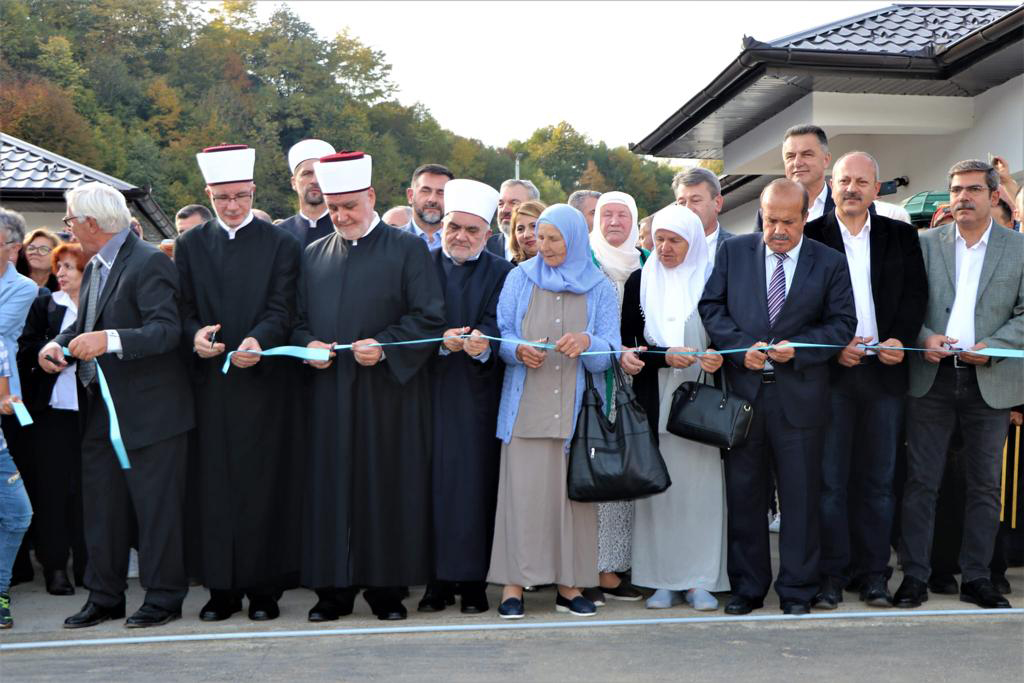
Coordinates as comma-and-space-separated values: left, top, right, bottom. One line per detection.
217, 211, 254, 240
764, 237, 803, 295
808, 183, 829, 222
50, 290, 79, 411
300, 208, 328, 228
944, 220, 992, 350
838, 214, 879, 352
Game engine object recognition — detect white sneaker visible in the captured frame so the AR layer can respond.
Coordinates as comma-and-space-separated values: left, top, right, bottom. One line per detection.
768, 513, 781, 534
127, 548, 139, 579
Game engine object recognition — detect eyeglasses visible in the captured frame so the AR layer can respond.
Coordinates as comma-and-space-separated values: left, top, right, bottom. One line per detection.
949, 185, 988, 196
62, 215, 87, 227
210, 192, 253, 205
25, 245, 53, 255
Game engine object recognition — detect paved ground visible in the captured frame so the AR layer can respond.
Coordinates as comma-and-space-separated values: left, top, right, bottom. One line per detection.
2, 556, 1022, 680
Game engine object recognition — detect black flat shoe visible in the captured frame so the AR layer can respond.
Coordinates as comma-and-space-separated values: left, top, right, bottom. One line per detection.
45, 569, 75, 596
459, 583, 489, 614
64, 601, 126, 629
991, 574, 1011, 595
581, 587, 606, 607
555, 593, 596, 616
497, 597, 524, 619
603, 580, 643, 601
417, 581, 455, 613
248, 597, 280, 621
199, 596, 242, 622
960, 578, 1011, 609
125, 603, 180, 628
928, 573, 958, 595
782, 600, 810, 615
724, 595, 763, 615
894, 576, 928, 608
859, 576, 893, 608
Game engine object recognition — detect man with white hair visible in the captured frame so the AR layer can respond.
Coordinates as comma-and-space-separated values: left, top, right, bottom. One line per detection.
419, 179, 513, 615
487, 179, 540, 259
278, 139, 336, 246
40, 181, 194, 629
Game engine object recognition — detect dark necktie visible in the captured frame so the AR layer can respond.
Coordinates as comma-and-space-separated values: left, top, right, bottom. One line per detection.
767, 252, 787, 327
77, 258, 101, 386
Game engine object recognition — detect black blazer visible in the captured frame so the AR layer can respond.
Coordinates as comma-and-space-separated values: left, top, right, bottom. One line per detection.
698, 233, 857, 428
53, 231, 194, 450
804, 211, 928, 395
277, 212, 333, 247
17, 292, 68, 412
755, 184, 835, 232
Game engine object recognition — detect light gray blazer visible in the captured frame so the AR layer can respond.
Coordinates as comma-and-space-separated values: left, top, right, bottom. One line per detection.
909, 222, 1024, 409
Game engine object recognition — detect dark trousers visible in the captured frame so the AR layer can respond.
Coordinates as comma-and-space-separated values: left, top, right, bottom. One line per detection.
29, 408, 87, 575
820, 362, 903, 582
81, 390, 188, 610
725, 382, 822, 604
900, 365, 1009, 583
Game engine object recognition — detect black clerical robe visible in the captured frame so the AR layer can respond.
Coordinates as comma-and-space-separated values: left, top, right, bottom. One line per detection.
278, 210, 334, 247
175, 218, 303, 590
292, 222, 446, 588
429, 249, 513, 582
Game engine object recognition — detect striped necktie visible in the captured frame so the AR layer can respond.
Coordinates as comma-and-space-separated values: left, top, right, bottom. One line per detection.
77, 258, 101, 386
767, 252, 787, 327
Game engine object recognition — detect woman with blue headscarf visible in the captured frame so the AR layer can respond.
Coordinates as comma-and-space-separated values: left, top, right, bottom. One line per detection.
487, 204, 621, 619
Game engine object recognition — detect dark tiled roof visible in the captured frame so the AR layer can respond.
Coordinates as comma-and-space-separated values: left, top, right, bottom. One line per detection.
770, 3, 1014, 55
0, 133, 135, 192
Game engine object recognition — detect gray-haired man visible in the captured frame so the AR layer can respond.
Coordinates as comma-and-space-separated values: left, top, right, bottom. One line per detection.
487, 179, 540, 259
673, 167, 735, 277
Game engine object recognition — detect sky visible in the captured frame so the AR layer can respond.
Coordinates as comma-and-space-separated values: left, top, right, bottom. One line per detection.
249, 1, 901, 150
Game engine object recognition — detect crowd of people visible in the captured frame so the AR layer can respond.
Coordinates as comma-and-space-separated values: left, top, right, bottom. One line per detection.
0, 124, 1021, 631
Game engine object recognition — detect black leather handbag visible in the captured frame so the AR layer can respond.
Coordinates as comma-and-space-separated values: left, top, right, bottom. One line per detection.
567, 363, 671, 502
666, 370, 753, 450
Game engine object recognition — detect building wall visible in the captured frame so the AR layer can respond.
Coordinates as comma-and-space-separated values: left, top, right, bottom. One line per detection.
2, 199, 164, 241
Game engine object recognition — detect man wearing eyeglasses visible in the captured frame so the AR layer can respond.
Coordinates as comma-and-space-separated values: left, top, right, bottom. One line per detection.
173, 144, 303, 623
896, 159, 1024, 610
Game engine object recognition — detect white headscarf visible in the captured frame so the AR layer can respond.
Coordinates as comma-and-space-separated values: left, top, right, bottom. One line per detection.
640, 204, 708, 347
590, 191, 641, 285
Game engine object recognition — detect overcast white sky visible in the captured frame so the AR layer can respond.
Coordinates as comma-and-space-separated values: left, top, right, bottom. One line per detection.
249, 1, 906, 149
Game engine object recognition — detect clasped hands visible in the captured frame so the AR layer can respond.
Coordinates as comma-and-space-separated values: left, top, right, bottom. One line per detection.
442, 327, 489, 357
305, 338, 382, 369
193, 324, 262, 368
620, 346, 722, 375
38, 332, 108, 374
922, 335, 989, 365
744, 340, 795, 371
837, 336, 905, 367
516, 333, 590, 369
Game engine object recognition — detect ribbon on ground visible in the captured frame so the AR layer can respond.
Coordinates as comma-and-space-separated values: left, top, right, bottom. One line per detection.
11, 400, 32, 427
221, 345, 332, 374
63, 348, 130, 470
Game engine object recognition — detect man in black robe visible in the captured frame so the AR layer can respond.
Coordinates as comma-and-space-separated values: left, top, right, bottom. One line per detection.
175, 144, 303, 621
277, 139, 336, 246
418, 179, 513, 615
292, 151, 446, 621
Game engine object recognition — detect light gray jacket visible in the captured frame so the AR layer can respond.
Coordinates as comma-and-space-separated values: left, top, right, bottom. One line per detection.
909, 222, 1024, 409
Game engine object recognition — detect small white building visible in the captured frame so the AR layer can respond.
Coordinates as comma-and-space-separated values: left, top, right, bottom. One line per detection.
631, 3, 1023, 233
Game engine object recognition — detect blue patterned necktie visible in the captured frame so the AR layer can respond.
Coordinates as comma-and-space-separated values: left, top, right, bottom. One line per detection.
77, 258, 101, 386
767, 252, 787, 327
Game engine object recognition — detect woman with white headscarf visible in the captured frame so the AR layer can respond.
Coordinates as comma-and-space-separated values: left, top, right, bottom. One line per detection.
587, 191, 644, 603
620, 204, 730, 611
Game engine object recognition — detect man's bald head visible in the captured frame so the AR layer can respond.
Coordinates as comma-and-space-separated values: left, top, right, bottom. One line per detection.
760, 178, 808, 254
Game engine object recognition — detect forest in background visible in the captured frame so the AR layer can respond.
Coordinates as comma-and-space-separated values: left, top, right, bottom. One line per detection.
0, 0, 689, 220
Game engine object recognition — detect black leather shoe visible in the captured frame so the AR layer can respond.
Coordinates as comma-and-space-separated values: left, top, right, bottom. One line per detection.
45, 569, 75, 596
893, 576, 928, 608
308, 588, 356, 622
811, 577, 843, 610
199, 596, 242, 621
724, 596, 763, 615
417, 581, 455, 613
960, 578, 1011, 609
459, 583, 489, 614
125, 603, 181, 628
781, 600, 810, 615
928, 573, 958, 595
991, 573, 1011, 595
63, 601, 126, 629
248, 597, 280, 621
859, 576, 893, 608
365, 588, 408, 621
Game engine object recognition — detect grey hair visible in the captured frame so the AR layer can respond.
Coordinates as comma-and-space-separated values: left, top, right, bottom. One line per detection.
948, 159, 999, 193
567, 190, 601, 211
671, 167, 722, 197
499, 178, 540, 200
833, 151, 881, 182
784, 124, 829, 154
0, 207, 28, 243
65, 182, 132, 234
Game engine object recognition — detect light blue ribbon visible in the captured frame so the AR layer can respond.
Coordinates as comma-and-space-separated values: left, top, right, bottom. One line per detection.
221, 345, 332, 374
63, 348, 130, 470
11, 401, 32, 427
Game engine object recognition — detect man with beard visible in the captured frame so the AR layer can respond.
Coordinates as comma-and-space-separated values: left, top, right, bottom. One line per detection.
293, 151, 446, 621
175, 144, 302, 622
277, 139, 337, 246
400, 164, 453, 250
486, 179, 541, 259
418, 179, 513, 615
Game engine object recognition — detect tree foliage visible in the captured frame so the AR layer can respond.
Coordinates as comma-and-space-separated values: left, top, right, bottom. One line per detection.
0, 0, 677, 219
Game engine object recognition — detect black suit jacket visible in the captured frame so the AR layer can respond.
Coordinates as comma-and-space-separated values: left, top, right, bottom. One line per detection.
53, 231, 194, 450
17, 292, 67, 412
755, 184, 835, 232
278, 212, 333, 247
804, 211, 928, 395
698, 233, 857, 428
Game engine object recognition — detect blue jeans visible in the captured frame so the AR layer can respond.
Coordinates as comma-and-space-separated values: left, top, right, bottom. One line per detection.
820, 362, 903, 582
0, 446, 33, 593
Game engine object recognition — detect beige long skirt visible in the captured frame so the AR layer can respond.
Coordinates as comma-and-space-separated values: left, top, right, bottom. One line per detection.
487, 437, 598, 588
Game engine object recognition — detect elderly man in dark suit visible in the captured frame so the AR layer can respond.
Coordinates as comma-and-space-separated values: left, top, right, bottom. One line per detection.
699, 178, 857, 615
895, 160, 1023, 610
40, 181, 194, 629
804, 152, 928, 608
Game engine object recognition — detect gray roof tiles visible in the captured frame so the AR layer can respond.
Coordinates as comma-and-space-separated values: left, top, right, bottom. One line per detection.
1, 133, 135, 193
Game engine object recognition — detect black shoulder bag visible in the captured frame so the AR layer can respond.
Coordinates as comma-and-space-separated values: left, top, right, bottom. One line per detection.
567, 363, 671, 502
666, 368, 753, 450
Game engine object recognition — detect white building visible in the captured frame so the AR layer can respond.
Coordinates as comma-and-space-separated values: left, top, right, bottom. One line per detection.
631, 3, 1023, 232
